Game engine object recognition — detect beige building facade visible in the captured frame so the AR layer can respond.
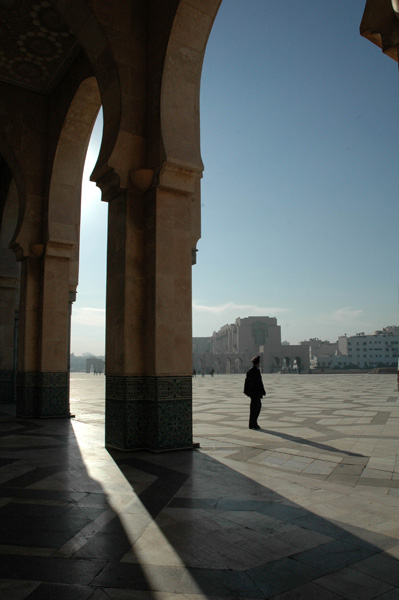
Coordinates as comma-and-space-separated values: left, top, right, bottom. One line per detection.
193, 317, 310, 374
0, 0, 395, 451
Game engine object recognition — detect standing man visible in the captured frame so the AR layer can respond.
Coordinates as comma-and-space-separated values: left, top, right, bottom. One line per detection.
244, 355, 266, 430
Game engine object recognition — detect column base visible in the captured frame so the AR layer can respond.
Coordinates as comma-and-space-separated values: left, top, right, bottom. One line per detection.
105, 375, 193, 451
16, 372, 71, 417
0, 370, 15, 403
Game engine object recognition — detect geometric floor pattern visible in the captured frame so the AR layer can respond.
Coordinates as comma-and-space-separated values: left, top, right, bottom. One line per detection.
0, 372, 398, 599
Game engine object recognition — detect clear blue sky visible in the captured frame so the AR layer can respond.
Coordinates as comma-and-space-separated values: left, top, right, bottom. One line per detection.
71, 0, 399, 356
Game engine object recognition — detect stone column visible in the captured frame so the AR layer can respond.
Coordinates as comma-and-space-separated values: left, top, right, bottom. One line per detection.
105, 169, 196, 451
17, 242, 72, 417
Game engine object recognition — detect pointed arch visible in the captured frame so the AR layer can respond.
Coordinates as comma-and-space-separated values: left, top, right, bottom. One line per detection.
48, 76, 101, 290
53, 0, 121, 186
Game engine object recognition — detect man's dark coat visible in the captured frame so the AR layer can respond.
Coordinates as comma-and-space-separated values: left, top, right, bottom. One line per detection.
244, 365, 266, 399
244, 364, 266, 429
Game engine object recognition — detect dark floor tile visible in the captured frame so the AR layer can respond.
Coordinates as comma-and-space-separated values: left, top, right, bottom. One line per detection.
248, 557, 323, 597
168, 497, 218, 509
91, 561, 151, 589
292, 539, 377, 574
0, 502, 106, 548
0, 528, 76, 548
74, 493, 110, 507
271, 581, 344, 599
26, 582, 93, 600
178, 567, 262, 597
257, 502, 309, 522
377, 589, 399, 599
294, 514, 352, 538
0, 457, 17, 467
0, 555, 106, 585
74, 532, 132, 561
5, 466, 65, 488
0, 487, 83, 503
352, 553, 399, 586
215, 499, 268, 512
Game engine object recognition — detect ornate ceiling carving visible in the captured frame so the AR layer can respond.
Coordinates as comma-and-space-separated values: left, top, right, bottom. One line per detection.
0, 0, 80, 94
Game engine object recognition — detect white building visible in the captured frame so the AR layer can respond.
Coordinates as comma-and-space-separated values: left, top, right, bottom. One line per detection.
337, 331, 399, 369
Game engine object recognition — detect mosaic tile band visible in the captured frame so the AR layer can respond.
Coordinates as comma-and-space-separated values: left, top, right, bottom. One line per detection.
0, 370, 15, 403
106, 375, 193, 451
16, 371, 70, 417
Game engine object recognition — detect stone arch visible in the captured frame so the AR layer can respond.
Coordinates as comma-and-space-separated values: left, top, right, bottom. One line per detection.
86, 357, 104, 374
161, 1, 221, 171
159, 0, 222, 248
213, 358, 221, 374
234, 357, 243, 374
48, 76, 101, 291
53, 0, 122, 189
195, 358, 204, 374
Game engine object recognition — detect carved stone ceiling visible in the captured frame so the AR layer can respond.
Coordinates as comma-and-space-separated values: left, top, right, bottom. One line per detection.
0, 0, 80, 94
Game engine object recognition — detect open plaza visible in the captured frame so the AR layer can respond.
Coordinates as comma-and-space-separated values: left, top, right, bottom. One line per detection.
0, 373, 398, 599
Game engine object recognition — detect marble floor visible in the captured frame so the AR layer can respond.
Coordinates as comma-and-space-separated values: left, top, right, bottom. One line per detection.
0, 373, 398, 599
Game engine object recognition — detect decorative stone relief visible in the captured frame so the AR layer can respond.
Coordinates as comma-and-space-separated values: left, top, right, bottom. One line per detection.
0, 0, 79, 93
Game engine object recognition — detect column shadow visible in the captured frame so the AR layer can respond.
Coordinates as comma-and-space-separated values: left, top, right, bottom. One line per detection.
0, 404, 158, 600
0, 401, 398, 599
106, 447, 399, 598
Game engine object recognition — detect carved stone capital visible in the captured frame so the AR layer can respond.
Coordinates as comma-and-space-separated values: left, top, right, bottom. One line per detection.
159, 161, 202, 195
45, 241, 73, 259
95, 167, 125, 203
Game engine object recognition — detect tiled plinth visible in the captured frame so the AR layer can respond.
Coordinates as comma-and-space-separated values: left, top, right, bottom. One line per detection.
105, 375, 193, 451
16, 371, 70, 417
0, 370, 15, 403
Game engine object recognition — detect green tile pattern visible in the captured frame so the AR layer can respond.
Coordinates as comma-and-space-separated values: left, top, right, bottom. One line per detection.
106, 375, 193, 451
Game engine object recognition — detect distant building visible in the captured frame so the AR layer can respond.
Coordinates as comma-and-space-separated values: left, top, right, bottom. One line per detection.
336, 331, 399, 369
300, 338, 339, 368
192, 337, 211, 354
193, 316, 309, 374
70, 354, 105, 372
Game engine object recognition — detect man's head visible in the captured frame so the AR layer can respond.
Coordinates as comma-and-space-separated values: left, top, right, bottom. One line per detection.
251, 355, 260, 367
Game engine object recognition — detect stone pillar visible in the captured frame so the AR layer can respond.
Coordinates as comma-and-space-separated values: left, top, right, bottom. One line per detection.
17, 242, 72, 417
105, 171, 196, 451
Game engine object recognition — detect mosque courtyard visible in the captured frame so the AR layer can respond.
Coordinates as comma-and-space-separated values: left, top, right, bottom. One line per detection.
0, 372, 398, 599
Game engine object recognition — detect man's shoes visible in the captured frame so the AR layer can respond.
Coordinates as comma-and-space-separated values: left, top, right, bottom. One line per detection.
249, 425, 261, 430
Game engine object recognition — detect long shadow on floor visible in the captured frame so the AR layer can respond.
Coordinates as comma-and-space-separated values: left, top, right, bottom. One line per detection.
259, 428, 366, 457
106, 448, 399, 598
0, 404, 398, 599
0, 405, 158, 600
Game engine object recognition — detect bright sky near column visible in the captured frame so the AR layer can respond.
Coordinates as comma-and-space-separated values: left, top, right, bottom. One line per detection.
71, 0, 399, 356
